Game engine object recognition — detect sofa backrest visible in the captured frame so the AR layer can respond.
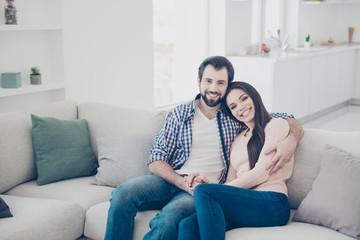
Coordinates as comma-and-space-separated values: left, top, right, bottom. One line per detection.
287, 128, 360, 209
0, 101, 78, 193
78, 102, 168, 157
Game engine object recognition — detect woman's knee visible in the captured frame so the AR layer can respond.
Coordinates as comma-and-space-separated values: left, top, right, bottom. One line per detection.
194, 183, 216, 199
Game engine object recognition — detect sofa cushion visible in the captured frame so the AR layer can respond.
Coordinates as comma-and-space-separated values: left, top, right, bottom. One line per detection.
78, 102, 167, 157
84, 201, 158, 240
0, 196, 13, 218
31, 114, 98, 185
293, 145, 360, 239
84, 203, 354, 240
5, 176, 113, 210
287, 129, 360, 209
93, 133, 153, 188
0, 194, 84, 240
226, 219, 355, 240
0, 101, 78, 193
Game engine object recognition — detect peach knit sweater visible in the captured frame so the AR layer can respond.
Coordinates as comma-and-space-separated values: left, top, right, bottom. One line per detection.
225, 118, 294, 196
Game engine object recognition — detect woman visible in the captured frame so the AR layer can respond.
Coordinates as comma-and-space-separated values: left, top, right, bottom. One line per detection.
178, 81, 294, 240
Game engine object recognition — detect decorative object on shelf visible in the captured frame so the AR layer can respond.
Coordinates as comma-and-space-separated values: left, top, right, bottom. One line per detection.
30, 67, 42, 85
4, 0, 17, 25
246, 44, 262, 55
304, 34, 311, 50
269, 29, 294, 52
348, 26, 355, 44
261, 43, 270, 53
1, 72, 21, 88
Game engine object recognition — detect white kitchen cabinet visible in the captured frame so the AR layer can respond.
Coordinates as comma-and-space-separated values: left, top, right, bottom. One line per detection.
228, 46, 357, 120
273, 58, 312, 118
355, 50, 360, 99
339, 51, 355, 102
0, 0, 65, 112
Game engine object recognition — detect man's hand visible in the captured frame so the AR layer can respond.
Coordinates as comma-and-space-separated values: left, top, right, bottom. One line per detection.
264, 135, 297, 175
265, 118, 303, 175
184, 173, 209, 196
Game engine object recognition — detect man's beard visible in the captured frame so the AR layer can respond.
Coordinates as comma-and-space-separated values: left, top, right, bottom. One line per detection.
201, 91, 223, 107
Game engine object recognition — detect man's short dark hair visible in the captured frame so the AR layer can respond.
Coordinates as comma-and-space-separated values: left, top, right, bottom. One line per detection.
198, 56, 235, 84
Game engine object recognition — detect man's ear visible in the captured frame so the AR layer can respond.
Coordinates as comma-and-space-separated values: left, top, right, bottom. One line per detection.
197, 77, 201, 86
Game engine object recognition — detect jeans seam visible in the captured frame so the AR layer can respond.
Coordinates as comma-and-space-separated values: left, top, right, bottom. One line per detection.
207, 192, 219, 239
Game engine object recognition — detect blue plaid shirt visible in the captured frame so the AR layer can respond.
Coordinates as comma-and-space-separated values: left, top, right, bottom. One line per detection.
148, 94, 293, 184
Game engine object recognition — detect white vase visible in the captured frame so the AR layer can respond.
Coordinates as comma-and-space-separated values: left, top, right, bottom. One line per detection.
304, 42, 311, 50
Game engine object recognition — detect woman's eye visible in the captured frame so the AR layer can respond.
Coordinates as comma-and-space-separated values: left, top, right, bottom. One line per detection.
230, 105, 236, 110
242, 96, 248, 101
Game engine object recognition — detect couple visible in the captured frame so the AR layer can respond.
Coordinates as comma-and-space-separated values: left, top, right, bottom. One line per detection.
105, 56, 303, 240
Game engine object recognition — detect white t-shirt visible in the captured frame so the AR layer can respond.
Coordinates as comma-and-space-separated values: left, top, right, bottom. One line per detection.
176, 101, 224, 183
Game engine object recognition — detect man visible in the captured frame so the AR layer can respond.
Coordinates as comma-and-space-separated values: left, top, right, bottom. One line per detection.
105, 56, 303, 240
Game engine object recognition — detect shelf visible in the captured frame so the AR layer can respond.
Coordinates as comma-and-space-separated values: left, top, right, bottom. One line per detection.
0, 24, 62, 31
0, 82, 66, 98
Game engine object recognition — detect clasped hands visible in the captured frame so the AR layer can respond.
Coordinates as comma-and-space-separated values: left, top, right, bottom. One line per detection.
183, 173, 209, 196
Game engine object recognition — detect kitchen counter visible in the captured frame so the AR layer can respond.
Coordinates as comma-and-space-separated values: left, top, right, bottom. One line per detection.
228, 43, 360, 63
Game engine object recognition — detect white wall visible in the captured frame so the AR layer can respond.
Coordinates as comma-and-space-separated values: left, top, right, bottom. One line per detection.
298, 3, 360, 45
225, 0, 252, 56
62, 0, 154, 109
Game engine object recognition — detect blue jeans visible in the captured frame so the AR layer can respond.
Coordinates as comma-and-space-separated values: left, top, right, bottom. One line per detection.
178, 184, 290, 240
104, 174, 195, 240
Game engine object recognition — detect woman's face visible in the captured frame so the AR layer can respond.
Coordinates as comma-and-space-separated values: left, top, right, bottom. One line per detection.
226, 88, 255, 125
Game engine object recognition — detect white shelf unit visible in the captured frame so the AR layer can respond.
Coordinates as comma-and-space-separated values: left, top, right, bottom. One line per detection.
0, 0, 65, 112
0, 24, 64, 97
0, 82, 66, 98
0, 24, 62, 31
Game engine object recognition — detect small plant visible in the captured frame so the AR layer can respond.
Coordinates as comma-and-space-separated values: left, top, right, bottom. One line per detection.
305, 34, 310, 42
30, 67, 41, 75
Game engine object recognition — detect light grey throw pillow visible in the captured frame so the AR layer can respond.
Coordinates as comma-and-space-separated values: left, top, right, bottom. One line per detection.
92, 133, 154, 188
293, 145, 360, 239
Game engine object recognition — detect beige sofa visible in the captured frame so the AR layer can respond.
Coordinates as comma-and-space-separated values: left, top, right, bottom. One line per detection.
0, 100, 358, 240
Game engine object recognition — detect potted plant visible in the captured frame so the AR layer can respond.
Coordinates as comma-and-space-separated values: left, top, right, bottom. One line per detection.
304, 34, 311, 50
30, 67, 42, 85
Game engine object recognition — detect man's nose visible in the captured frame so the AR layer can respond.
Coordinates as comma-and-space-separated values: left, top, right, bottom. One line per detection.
208, 82, 218, 92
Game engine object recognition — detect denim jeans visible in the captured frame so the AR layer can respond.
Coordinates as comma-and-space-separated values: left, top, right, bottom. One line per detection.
178, 184, 290, 240
104, 174, 195, 240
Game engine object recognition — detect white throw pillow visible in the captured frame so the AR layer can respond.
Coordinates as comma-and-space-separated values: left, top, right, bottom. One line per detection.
92, 133, 155, 188
293, 145, 360, 239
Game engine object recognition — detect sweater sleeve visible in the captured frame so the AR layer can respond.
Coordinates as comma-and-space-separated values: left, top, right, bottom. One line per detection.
225, 118, 290, 189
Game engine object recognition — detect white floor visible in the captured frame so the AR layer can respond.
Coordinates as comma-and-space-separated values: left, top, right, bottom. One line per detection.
303, 105, 360, 132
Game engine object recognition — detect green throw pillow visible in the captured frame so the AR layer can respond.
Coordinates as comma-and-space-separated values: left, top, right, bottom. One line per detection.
31, 114, 98, 185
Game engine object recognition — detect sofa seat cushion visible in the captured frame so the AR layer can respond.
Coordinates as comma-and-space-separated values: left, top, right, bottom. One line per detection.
0, 194, 84, 240
225, 221, 355, 240
84, 204, 354, 240
5, 176, 114, 210
84, 201, 158, 240
225, 210, 354, 240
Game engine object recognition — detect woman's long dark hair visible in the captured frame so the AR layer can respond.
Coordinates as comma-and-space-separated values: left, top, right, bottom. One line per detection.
223, 81, 271, 169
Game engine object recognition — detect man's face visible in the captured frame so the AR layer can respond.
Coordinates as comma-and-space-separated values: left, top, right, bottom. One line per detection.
198, 65, 229, 108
